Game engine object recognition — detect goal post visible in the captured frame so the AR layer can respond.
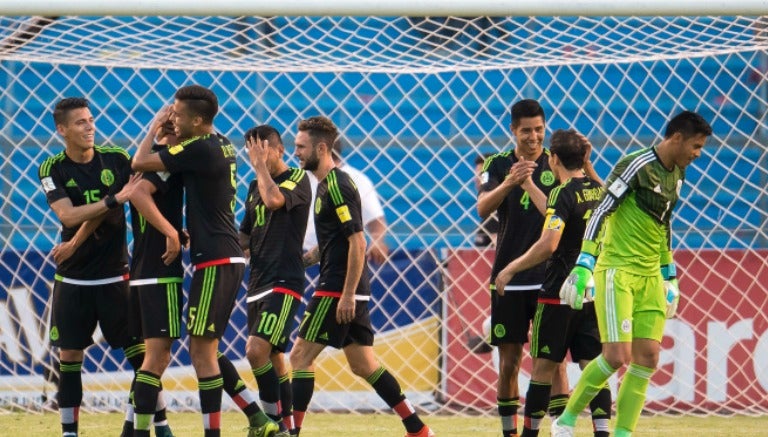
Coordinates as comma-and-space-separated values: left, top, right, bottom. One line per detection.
1, 11, 768, 416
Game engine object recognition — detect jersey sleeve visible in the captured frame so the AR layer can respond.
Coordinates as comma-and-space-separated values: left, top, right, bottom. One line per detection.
158, 138, 208, 174
38, 158, 69, 204
478, 154, 507, 193
239, 180, 258, 235
543, 184, 573, 234
280, 169, 311, 212
328, 171, 364, 238
581, 154, 637, 255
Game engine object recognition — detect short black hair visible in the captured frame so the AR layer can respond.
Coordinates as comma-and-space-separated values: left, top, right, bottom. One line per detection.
298, 116, 338, 148
664, 110, 713, 139
244, 124, 282, 147
510, 99, 546, 128
550, 129, 586, 170
53, 97, 89, 126
174, 85, 218, 124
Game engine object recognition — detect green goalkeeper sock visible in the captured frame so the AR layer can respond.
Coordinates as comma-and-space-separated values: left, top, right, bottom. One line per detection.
615, 363, 654, 434
559, 355, 617, 427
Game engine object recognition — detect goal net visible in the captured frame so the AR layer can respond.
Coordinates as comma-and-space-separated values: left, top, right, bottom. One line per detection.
1, 14, 767, 416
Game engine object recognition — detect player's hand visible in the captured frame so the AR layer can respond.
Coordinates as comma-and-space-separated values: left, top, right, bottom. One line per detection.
115, 173, 143, 204
664, 279, 680, 319
494, 266, 515, 296
367, 239, 389, 265
155, 119, 177, 145
179, 229, 190, 248
51, 241, 76, 265
162, 232, 181, 265
560, 252, 596, 310
661, 263, 679, 318
576, 132, 593, 163
150, 105, 173, 137
336, 295, 355, 324
504, 159, 536, 187
246, 135, 269, 169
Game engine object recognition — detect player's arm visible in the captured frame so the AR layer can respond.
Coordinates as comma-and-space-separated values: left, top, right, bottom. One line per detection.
338, 230, 366, 324
562, 159, 634, 309
48, 174, 140, 228
132, 106, 172, 172
247, 135, 286, 210
128, 178, 180, 265
51, 215, 106, 264
238, 231, 250, 252
660, 215, 679, 318
477, 158, 537, 218
495, 211, 563, 294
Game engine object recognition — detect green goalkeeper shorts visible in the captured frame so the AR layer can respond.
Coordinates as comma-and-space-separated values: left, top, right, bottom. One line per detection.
593, 268, 666, 343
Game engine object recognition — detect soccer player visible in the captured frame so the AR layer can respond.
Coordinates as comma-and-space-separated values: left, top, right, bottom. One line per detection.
38, 97, 144, 437
290, 116, 433, 437
239, 125, 311, 435
129, 103, 283, 437
303, 137, 389, 264
494, 129, 610, 437
477, 99, 599, 437
130, 85, 255, 437
551, 111, 712, 437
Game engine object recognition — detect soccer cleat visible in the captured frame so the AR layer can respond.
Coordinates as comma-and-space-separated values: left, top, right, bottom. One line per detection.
550, 417, 575, 437
405, 425, 435, 437
247, 420, 290, 437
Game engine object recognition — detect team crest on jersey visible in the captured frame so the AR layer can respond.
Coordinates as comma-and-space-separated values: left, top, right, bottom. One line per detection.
168, 144, 184, 155
314, 197, 322, 214
540, 170, 556, 186
41, 176, 56, 193
480, 172, 489, 185
100, 169, 115, 187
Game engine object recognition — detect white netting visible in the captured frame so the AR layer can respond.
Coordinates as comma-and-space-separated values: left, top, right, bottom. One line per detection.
1, 15, 767, 416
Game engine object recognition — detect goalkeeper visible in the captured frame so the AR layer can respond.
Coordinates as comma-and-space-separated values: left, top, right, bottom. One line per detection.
551, 111, 712, 437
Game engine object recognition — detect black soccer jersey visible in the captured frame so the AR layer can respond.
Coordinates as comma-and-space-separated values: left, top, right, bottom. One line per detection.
480, 150, 558, 285
540, 177, 604, 300
157, 133, 242, 264
313, 168, 370, 296
38, 145, 132, 279
240, 167, 311, 293
129, 146, 185, 280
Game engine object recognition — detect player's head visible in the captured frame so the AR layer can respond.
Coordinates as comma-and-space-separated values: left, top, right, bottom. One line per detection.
172, 85, 218, 140
295, 116, 338, 172
549, 129, 586, 179
509, 99, 546, 160
245, 124, 285, 174
663, 110, 712, 168
53, 97, 95, 151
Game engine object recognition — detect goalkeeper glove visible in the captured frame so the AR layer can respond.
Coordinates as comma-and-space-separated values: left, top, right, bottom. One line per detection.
560, 252, 596, 310
661, 263, 680, 319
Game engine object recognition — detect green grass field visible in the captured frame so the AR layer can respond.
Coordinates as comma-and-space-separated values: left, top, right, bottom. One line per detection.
2, 411, 766, 436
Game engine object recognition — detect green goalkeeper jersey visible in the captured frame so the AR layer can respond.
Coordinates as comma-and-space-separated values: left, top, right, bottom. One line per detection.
583, 147, 683, 275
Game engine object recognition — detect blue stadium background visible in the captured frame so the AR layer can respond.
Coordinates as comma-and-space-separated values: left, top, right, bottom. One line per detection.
1, 16, 767, 383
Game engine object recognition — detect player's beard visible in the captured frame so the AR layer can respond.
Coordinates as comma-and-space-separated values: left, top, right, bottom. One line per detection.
302, 147, 320, 171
